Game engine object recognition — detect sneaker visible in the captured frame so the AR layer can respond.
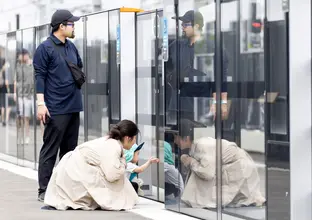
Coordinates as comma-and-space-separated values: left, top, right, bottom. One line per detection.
138, 187, 144, 196
136, 178, 144, 187
38, 192, 45, 202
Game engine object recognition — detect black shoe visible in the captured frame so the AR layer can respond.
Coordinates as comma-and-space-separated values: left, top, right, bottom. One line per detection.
38, 192, 45, 202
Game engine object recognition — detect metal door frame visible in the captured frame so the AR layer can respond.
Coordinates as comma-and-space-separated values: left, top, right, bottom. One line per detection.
135, 9, 164, 202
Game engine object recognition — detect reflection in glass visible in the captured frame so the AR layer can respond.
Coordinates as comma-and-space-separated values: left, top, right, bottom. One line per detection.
265, 1, 290, 219
4, 32, 17, 159
34, 25, 50, 166
71, 19, 85, 145
136, 11, 160, 201
86, 12, 109, 140
15, 28, 36, 164
0, 34, 12, 158
109, 10, 121, 122
162, 0, 219, 218
221, 0, 267, 219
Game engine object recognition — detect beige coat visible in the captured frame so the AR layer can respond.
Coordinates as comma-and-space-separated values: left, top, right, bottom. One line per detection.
44, 136, 139, 210
181, 137, 265, 208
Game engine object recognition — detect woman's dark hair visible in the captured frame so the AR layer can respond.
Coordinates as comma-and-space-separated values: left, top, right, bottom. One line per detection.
109, 120, 139, 141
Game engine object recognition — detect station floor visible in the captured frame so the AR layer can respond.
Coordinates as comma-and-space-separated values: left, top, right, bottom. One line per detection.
0, 160, 198, 220
0, 122, 290, 220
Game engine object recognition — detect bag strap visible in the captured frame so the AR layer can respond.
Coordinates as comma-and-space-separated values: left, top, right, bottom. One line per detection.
48, 38, 71, 65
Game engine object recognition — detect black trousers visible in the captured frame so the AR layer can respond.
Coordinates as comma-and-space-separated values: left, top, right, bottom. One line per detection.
38, 112, 80, 194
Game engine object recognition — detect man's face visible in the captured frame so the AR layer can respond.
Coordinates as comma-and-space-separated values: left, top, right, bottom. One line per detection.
61, 22, 75, 39
23, 54, 30, 63
182, 21, 194, 38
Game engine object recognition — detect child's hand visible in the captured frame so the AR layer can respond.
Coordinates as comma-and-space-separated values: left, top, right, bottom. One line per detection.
149, 157, 160, 164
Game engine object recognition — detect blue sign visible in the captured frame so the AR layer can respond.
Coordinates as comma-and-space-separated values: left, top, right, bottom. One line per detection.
116, 24, 120, 64
162, 17, 169, 61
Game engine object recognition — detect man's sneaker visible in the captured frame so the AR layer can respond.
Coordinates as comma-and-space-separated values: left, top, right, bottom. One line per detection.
38, 192, 45, 202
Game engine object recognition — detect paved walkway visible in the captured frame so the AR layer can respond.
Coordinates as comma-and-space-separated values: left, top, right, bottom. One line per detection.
0, 169, 152, 220
0, 160, 198, 220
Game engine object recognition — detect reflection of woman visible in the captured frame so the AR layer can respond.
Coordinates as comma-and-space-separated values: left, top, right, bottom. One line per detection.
44, 120, 139, 211
175, 120, 265, 208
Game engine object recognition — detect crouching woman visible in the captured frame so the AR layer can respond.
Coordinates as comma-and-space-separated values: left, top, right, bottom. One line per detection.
44, 120, 139, 211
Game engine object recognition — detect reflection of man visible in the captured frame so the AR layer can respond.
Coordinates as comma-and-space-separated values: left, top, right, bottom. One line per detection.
14, 49, 34, 144
165, 10, 229, 123
174, 119, 265, 208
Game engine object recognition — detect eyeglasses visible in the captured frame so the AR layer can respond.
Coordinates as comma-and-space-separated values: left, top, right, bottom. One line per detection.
63, 23, 75, 27
182, 23, 192, 28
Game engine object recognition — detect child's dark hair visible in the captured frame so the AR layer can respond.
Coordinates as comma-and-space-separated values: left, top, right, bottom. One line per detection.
109, 120, 139, 141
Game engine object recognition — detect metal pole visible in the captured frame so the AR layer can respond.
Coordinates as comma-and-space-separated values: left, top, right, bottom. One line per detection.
215, 0, 223, 219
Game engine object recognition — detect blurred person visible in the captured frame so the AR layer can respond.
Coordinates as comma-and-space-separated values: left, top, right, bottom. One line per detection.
175, 119, 265, 208
164, 141, 184, 203
0, 46, 10, 126
33, 9, 84, 202
43, 120, 139, 211
124, 142, 159, 196
14, 49, 34, 144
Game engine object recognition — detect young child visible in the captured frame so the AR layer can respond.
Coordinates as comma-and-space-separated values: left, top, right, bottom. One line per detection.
124, 143, 159, 196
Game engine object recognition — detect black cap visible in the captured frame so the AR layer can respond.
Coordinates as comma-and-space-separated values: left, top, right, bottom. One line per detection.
51, 9, 80, 27
172, 10, 204, 27
179, 119, 206, 138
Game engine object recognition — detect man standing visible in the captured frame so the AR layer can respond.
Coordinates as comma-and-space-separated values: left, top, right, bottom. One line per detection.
33, 9, 83, 202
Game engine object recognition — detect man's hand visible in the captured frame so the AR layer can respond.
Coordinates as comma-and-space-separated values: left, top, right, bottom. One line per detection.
210, 102, 228, 120
37, 105, 50, 124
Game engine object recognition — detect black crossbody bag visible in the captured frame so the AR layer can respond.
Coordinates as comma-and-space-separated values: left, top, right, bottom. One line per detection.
49, 38, 86, 89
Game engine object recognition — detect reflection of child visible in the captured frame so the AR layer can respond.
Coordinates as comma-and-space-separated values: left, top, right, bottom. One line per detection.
124, 143, 159, 196
164, 141, 184, 200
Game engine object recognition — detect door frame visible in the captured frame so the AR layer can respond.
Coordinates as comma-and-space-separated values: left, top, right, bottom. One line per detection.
135, 9, 164, 201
